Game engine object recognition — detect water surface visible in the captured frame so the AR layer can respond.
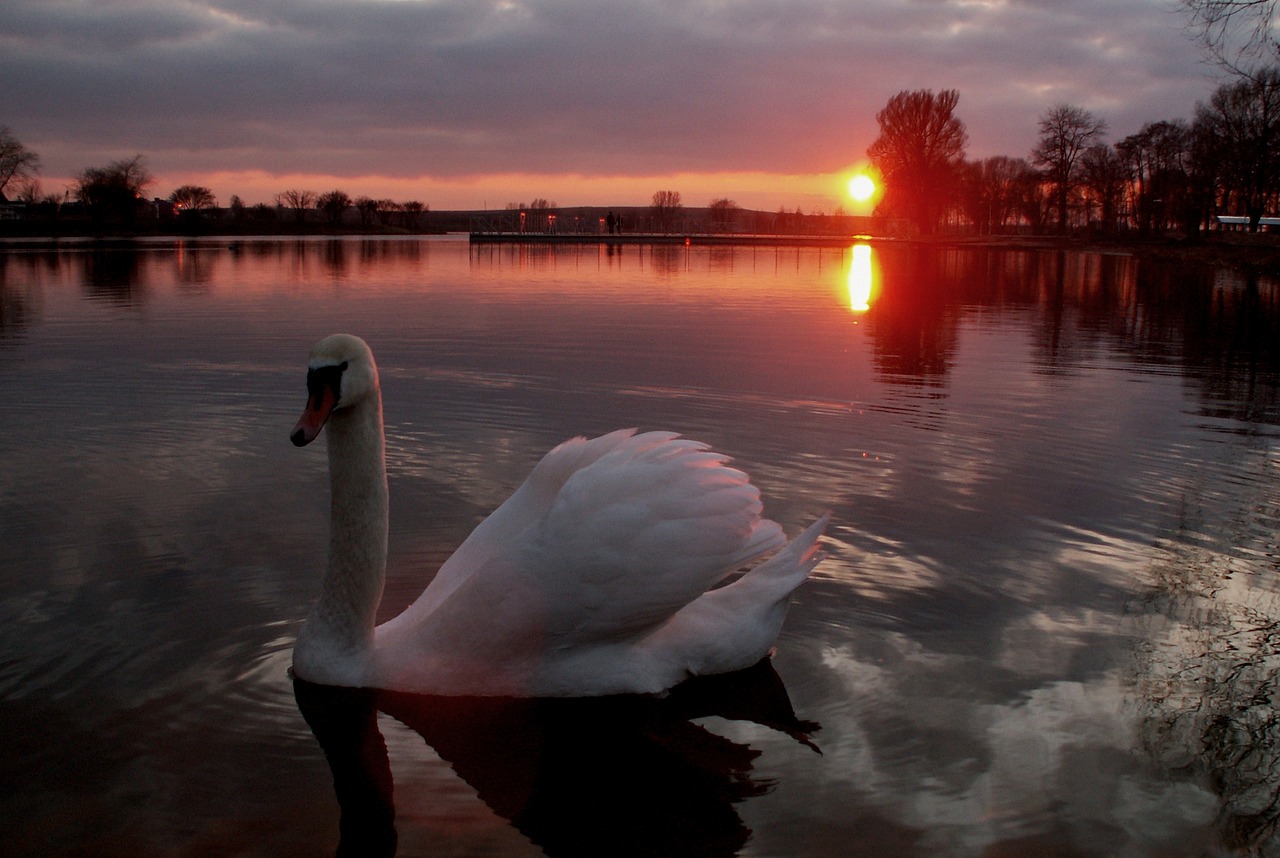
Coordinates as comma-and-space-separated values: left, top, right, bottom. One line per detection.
2, 237, 1278, 856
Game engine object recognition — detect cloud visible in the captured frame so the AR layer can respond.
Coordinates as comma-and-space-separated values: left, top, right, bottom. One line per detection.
0, 0, 1219, 206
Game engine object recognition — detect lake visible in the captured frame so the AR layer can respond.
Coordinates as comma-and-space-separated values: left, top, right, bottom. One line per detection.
2, 236, 1278, 857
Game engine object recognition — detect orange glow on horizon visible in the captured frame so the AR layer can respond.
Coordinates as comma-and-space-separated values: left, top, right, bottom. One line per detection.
94, 168, 854, 213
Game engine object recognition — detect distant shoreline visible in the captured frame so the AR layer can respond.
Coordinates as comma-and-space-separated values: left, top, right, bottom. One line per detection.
3, 225, 1279, 274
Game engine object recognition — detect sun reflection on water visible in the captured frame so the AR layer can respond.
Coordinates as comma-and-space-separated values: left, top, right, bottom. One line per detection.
847, 243, 876, 312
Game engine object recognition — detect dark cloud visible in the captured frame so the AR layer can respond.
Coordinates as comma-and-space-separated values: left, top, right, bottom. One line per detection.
0, 0, 1217, 202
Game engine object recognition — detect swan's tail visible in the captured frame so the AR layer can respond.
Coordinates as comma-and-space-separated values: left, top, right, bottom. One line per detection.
741, 513, 828, 597
651, 514, 830, 681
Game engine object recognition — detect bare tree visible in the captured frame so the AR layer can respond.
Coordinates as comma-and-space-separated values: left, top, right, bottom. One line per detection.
1014, 168, 1051, 233
316, 190, 351, 226
1117, 121, 1193, 233
277, 189, 317, 224
708, 197, 741, 233
75, 155, 153, 223
1193, 67, 1280, 230
169, 184, 217, 211
958, 156, 1038, 234
0, 126, 40, 199
1032, 104, 1107, 233
374, 199, 401, 228
1078, 145, 1127, 231
651, 189, 683, 232
354, 196, 379, 227
401, 200, 425, 230
1182, 0, 1279, 76
866, 89, 969, 234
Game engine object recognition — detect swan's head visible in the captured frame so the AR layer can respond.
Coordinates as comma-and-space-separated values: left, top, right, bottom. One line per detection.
291, 333, 379, 447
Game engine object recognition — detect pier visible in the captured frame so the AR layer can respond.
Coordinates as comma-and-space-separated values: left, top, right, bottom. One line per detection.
468, 231, 879, 248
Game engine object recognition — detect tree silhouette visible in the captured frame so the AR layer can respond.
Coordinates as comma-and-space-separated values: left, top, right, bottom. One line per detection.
0, 126, 39, 199
75, 155, 153, 224
708, 198, 740, 233
866, 89, 968, 234
651, 189, 682, 232
1032, 104, 1107, 233
1182, 0, 1280, 76
401, 200, 425, 230
169, 184, 217, 212
1117, 121, 1193, 233
1079, 144, 1127, 231
276, 189, 317, 224
1193, 67, 1280, 230
354, 196, 379, 228
957, 155, 1038, 235
317, 190, 351, 226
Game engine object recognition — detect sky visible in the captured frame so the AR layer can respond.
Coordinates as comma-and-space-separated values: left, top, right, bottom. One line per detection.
0, 0, 1225, 212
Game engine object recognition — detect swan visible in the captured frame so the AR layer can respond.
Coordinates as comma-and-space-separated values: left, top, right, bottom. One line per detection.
289, 333, 827, 697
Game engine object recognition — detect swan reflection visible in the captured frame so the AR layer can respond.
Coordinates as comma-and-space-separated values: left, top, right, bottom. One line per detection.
294, 658, 818, 857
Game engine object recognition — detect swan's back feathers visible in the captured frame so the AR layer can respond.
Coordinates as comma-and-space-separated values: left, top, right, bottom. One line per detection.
529, 433, 786, 643
379, 431, 787, 648
388, 429, 651, 624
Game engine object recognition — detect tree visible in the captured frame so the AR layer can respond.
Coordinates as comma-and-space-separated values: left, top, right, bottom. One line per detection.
1078, 145, 1127, 231
354, 196, 379, 227
1117, 121, 1192, 232
277, 189, 317, 224
0, 126, 40, 199
708, 197, 741, 233
372, 199, 399, 228
11, 177, 43, 205
1031, 104, 1107, 233
958, 156, 1038, 234
651, 189, 683, 232
1181, 0, 1279, 76
866, 89, 969, 234
75, 155, 153, 223
316, 190, 351, 226
1193, 67, 1280, 230
169, 184, 217, 211
401, 200, 426, 230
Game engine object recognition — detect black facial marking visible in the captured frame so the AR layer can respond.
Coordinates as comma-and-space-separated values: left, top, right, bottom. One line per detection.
305, 360, 347, 409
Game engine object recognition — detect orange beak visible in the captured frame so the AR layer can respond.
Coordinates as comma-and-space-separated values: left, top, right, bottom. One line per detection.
291, 382, 339, 447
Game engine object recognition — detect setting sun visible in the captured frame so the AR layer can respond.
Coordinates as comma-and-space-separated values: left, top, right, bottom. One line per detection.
847, 174, 877, 203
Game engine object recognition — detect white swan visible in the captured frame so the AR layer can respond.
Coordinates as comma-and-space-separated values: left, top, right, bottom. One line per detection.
290, 333, 827, 697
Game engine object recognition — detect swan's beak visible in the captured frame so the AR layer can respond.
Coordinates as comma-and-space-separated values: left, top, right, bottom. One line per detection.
291, 385, 338, 447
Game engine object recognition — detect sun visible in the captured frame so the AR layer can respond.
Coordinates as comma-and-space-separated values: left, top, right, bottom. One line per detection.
847, 174, 877, 203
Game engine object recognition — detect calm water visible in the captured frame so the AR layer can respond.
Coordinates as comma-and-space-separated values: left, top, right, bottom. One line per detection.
2, 237, 1279, 857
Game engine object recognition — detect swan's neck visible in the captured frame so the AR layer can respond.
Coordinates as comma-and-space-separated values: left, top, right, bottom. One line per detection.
296, 390, 388, 685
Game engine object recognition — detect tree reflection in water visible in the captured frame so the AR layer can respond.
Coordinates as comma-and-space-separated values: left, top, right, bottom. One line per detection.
1133, 444, 1280, 854
294, 658, 818, 857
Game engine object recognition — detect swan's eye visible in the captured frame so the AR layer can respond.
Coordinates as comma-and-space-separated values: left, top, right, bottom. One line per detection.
305, 360, 347, 408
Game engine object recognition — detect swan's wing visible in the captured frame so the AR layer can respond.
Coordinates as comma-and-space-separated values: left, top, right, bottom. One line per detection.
378, 430, 785, 675
517, 432, 786, 645
384, 429, 664, 628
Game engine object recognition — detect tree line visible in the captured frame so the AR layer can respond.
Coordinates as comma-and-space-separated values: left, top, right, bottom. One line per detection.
0, 143, 429, 231
866, 0, 1280, 236
866, 69, 1280, 236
